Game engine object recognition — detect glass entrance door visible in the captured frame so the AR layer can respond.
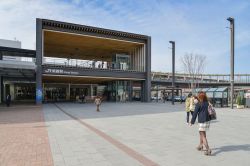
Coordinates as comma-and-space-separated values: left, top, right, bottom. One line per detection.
70, 87, 88, 101
107, 81, 130, 102
14, 83, 35, 101
44, 86, 67, 102
117, 81, 129, 102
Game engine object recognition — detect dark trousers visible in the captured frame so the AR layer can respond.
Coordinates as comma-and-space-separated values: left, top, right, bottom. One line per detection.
186, 111, 194, 123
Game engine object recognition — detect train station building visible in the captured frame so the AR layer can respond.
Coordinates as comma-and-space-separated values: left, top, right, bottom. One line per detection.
0, 19, 151, 104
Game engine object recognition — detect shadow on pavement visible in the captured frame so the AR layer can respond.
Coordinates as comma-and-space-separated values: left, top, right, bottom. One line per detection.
212, 144, 250, 156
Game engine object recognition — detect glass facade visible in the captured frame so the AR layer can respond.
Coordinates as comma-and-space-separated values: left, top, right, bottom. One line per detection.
44, 86, 67, 102
107, 81, 130, 102
41, 81, 141, 102
14, 83, 36, 100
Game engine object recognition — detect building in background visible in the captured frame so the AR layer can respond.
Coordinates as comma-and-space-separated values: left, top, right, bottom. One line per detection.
0, 18, 151, 104
0, 39, 21, 49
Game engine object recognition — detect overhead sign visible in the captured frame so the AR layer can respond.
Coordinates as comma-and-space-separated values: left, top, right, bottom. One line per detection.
44, 68, 79, 75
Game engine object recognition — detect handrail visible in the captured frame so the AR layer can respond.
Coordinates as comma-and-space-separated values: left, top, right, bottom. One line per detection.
42, 64, 142, 73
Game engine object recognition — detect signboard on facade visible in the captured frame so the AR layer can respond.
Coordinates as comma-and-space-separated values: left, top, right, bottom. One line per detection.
44, 68, 79, 75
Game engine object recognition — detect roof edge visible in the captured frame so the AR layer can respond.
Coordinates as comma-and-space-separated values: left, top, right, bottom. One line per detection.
39, 18, 150, 40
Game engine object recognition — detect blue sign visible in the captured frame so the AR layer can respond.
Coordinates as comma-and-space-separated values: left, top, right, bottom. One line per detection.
36, 89, 42, 103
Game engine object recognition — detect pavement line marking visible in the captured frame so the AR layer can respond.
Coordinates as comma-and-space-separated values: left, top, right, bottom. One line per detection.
54, 103, 159, 166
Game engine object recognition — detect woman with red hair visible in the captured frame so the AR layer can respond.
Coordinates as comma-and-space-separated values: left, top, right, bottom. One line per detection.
190, 91, 212, 155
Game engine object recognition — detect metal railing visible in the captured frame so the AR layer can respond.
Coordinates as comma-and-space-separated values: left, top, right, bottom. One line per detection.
151, 72, 250, 83
42, 57, 143, 73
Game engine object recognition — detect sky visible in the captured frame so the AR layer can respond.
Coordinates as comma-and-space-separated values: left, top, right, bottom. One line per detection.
0, 0, 250, 74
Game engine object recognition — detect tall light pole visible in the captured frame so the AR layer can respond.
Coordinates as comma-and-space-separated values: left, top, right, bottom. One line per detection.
169, 41, 175, 105
227, 17, 235, 109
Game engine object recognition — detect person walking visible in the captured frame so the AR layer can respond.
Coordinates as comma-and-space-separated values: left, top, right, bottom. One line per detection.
185, 93, 193, 124
94, 96, 102, 112
190, 91, 212, 156
6, 94, 11, 107
190, 95, 199, 112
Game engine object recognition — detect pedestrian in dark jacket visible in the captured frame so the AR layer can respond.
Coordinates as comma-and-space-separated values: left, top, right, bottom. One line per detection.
190, 91, 212, 156
6, 94, 11, 107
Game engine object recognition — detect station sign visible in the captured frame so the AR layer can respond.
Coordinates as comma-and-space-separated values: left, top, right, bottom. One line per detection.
43, 68, 79, 75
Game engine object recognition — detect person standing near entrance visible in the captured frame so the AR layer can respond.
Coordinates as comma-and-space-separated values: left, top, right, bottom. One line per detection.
162, 91, 167, 103
6, 94, 11, 107
94, 96, 102, 112
190, 91, 212, 156
82, 94, 85, 103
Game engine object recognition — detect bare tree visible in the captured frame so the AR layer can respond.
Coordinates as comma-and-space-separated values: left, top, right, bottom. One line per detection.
181, 53, 206, 89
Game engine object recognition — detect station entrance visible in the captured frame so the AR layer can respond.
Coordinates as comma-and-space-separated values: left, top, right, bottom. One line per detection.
42, 75, 143, 103
1, 81, 36, 103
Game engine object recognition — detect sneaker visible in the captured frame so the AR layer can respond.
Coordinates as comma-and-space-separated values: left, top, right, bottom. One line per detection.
204, 149, 212, 155
196, 145, 203, 151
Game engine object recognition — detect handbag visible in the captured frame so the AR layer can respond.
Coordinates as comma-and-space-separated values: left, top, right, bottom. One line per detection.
208, 104, 217, 120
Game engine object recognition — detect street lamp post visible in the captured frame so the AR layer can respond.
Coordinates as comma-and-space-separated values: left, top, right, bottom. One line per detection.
169, 41, 175, 105
227, 17, 235, 109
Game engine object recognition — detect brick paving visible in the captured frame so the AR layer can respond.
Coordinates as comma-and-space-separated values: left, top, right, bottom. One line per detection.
0, 106, 53, 166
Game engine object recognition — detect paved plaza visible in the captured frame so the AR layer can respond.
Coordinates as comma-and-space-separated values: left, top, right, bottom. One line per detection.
0, 103, 250, 166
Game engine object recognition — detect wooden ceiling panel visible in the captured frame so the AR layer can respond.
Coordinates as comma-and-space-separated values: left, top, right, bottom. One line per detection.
43, 75, 115, 84
44, 30, 143, 60
42, 75, 143, 84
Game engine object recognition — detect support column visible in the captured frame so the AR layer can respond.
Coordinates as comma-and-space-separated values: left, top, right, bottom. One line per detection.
227, 17, 235, 109
128, 81, 133, 101
0, 52, 2, 103
169, 41, 175, 105
66, 83, 71, 100
139, 46, 142, 72
143, 45, 145, 72
90, 84, 93, 97
0, 76, 2, 104
141, 81, 145, 102
36, 19, 43, 104
144, 37, 151, 102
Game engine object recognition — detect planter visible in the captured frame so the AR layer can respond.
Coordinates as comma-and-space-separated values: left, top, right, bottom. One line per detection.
237, 105, 244, 109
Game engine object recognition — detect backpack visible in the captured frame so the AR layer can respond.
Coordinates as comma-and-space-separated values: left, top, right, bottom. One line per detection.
208, 104, 217, 120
